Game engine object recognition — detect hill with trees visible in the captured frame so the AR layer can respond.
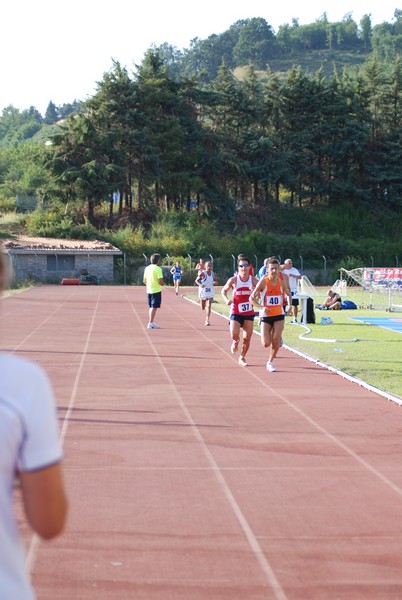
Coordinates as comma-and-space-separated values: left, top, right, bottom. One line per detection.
0, 12, 401, 269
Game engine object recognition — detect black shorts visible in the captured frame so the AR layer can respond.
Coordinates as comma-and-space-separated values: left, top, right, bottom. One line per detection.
291, 291, 299, 306
260, 315, 285, 327
230, 314, 255, 325
148, 291, 162, 308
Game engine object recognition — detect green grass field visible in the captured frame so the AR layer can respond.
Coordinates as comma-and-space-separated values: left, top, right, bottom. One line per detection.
185, 287, 402, 400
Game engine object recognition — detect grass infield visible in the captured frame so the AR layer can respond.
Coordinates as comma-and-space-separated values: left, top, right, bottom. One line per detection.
184, 286, 402, 401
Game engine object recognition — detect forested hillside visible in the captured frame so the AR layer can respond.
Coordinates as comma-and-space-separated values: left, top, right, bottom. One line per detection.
0, 12, 401, 266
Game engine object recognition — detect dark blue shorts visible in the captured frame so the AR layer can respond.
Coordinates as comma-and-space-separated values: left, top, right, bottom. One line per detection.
230, 314, 255, 325
148, 292, 162, 308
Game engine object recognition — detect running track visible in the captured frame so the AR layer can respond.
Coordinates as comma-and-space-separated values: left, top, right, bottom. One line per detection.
2, 285, 402, 600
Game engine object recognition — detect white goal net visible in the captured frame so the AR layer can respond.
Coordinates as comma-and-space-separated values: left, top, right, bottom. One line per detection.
340, 267, 402, 311
298, 276, 346, 298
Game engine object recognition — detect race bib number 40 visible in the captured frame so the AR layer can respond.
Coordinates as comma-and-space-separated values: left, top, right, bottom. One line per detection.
266, 295, 281, 306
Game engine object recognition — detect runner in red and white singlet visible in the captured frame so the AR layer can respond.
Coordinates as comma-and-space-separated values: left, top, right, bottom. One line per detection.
221, 257, 258, 367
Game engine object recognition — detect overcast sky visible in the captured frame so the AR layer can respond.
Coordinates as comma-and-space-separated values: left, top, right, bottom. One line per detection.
1, 0, 399, 115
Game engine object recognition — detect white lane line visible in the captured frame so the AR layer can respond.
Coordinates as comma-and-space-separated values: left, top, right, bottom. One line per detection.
127, 293, 288, 600
26, 292, 101, 575
178, 297, 402, 498
3, 290, 78, 352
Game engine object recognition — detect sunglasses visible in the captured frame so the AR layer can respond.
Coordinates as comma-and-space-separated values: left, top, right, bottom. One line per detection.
239, 264, 249, 268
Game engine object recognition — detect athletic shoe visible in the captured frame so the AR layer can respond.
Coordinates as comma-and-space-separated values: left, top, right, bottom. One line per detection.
239, 356, 248, 367
290, 318, 298, 324
205, 320, 210, 326
231, 340, 239, 354
266, 361, 277, 372
148, 322, 160, 329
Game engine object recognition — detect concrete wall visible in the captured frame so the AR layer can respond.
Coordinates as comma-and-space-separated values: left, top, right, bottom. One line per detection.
9, 253, 116, 283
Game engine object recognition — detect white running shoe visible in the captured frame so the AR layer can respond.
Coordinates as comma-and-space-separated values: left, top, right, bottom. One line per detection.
147, 322, 160, 329
239, 356, 248, 367
231, 340, 239, 354
266, 361, 277, 372
205, 320, 210, 326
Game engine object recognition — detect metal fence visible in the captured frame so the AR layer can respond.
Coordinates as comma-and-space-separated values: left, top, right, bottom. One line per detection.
113, 254, 401, 286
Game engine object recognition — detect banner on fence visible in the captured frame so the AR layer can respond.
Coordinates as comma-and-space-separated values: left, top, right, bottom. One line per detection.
363, 268, 402, 288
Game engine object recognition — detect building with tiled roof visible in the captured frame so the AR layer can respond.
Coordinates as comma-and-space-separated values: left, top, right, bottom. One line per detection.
2, 236, 122, 283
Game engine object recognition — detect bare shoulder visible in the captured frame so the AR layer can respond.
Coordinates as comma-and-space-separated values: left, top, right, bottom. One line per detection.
222, 275, 235, 290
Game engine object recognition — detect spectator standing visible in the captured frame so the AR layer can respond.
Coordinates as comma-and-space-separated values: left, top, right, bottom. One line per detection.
143, 253, 164, 329
282, 258, 302, 323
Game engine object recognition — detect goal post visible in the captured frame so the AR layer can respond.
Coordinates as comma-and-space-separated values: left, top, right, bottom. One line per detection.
340, 267, 402, 311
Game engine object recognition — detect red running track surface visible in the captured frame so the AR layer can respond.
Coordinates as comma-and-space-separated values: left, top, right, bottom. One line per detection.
2, 285, 402, 600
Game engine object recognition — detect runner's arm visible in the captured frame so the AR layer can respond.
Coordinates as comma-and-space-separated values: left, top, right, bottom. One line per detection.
249, 279, 266, 308
221, 277, 235, 305
19, 462, 67, 540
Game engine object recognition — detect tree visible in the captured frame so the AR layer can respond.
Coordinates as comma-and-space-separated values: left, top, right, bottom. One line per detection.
0, 106, 42, 145
48, 113, 113, 220
360, 14, 373, 52
233, 18, 277, 68
44, 101, 59, 125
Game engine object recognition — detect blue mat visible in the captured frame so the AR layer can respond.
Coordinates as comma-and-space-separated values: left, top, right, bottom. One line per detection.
352, 317, 402, 333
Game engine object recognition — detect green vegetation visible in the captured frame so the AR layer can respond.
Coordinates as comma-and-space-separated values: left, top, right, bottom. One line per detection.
185, 288, 402, 399
0, 13, 401, 277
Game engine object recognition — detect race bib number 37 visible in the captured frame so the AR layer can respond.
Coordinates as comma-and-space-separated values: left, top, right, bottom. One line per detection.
239, 302, 252, 313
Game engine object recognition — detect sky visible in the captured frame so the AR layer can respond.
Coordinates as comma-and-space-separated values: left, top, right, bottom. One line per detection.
1, 0, 399, 116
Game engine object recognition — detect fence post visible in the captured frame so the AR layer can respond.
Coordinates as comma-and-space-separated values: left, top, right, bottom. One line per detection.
142, 254, 148, 265
187, 254, 192, 273
209, 254, 213, 265
370, 256, 374, 267
123, 253, 126, 285
322, 255, 327, 284
166, 254, 171, 267
231, 254, 236, 274
396, 256, 399, 267
299, 255, 303, 272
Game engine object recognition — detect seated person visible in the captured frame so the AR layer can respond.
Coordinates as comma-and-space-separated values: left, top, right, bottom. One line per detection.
317, 290, 341, 310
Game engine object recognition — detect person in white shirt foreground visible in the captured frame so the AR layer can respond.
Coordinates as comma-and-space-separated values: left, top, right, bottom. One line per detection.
0, 250, 68, 600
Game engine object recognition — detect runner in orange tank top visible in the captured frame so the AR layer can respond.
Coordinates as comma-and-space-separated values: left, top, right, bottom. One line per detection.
250, 258, 291, 372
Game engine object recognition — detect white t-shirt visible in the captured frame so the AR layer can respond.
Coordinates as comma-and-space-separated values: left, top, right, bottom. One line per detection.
0, 354, 62, 600
282, 266, 301, 293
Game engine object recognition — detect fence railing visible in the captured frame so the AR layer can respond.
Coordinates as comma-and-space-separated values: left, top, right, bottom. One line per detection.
113, 255, 401, 286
